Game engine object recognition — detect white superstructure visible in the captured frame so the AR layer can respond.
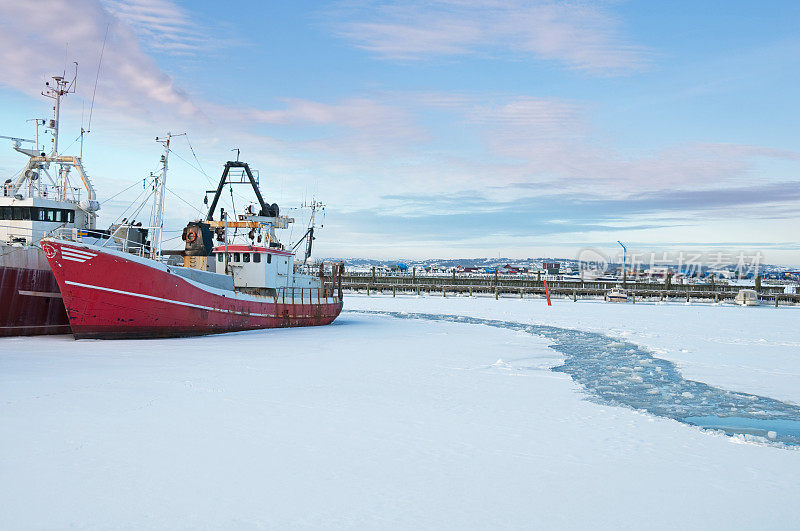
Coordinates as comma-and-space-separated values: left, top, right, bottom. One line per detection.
1, 74, 99, 247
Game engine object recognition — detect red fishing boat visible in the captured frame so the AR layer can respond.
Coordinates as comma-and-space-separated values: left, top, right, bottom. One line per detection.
41, 136, 343, 339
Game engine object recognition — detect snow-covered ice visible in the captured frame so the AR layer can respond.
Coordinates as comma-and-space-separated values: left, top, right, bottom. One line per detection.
351, 309, 800, 446
2, 294, 800, 528
350, 294, 800, 404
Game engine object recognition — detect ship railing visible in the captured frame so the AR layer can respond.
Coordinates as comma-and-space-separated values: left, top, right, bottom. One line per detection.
276, 262, 344, 304
102, 224, 151, 257
52, 226, 107, 243
51, 226, 153, 258
12, 182, 83, 203
275, 286, 336, 305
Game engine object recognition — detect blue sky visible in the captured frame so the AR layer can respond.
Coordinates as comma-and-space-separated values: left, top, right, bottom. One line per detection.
1, 0, 799, 263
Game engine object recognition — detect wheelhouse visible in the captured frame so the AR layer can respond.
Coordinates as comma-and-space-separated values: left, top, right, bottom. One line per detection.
211, 245, 293, 289
0, 196, 89, 244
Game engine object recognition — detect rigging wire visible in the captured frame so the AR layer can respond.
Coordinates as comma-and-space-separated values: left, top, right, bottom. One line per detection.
167, 148, 209, 182
125, 187, 156, 226
229, 184, 238, 239
108, 177, 154, 227
184, 135, 212, 184
99, 179, 144, 205
87, 23, 109, 132
57, 134, 82, 157
160, 234, 184, 244
165, 185, 205, 216
167, 146, 253, 216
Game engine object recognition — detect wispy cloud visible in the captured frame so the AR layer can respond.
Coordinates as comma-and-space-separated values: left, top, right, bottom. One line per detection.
382, 179, 800, 221
202, 96, 429, 160
331, 0, 649, 74
453, 94, 800, 193
0, 0, 200, 118
255, 97, 406, 128
467, 96, 586, 138
101, 0, 215, 54
229, 90, 800, 219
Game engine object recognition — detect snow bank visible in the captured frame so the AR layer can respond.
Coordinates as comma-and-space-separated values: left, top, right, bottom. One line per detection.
2, 304, 800, 528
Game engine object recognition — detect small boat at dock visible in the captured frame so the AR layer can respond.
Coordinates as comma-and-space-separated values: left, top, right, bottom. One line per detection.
734, 289, 760, 306
607, 287, 628, 302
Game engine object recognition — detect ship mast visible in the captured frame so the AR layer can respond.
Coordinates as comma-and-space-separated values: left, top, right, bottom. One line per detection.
43, 73, 73, 157
41, 70, 77, 201
4, 69, 100, 226
150, 132, 184, 259
292, 199, 324, 264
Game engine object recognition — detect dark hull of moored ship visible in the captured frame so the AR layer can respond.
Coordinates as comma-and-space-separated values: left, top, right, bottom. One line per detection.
0, 245, 70, 336
41, 239, 343, 340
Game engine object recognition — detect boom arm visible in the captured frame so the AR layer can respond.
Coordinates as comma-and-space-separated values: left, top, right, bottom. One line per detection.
206, 161, 270, 220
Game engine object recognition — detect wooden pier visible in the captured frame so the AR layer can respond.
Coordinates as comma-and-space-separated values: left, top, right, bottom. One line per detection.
341, 272, 799, 305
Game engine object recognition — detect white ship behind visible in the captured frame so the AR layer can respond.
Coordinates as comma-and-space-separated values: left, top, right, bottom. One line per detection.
0, 72, 101, 336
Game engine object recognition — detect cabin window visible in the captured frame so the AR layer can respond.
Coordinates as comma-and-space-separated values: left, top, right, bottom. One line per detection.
0, 207, 8, 219
67, 210, 74, 223
36, 208, 46, 221
233, 252, 240, 262
243, 253, 250, 263
253, 253, 261, 263
267, 253, 272, 264
54, 210, 63, 222
46, 209, 54, 222
217, 253, 223, 262
12, 207, 30, 220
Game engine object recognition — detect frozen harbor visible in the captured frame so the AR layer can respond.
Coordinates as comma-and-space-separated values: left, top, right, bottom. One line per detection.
2, 295, 800, 528
351, 309, 800, 446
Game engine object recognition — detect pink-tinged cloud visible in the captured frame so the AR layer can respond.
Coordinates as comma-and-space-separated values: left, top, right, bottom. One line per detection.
102, 0, 213, 54
246, 97, 429, 155
333, 0, 649, 74
0, 0, 200, 119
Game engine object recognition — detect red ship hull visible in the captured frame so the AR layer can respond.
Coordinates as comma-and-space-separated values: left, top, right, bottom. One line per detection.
0, 246, 70, 336
42, 240, 343, 339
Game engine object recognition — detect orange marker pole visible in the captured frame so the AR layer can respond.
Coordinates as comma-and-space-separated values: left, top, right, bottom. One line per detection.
544, 279, 552, 306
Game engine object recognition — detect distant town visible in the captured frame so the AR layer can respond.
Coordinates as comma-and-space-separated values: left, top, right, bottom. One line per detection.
336, 257, 800, 283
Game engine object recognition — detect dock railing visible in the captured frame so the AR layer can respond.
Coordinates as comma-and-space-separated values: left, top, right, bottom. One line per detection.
341, 272, 799, 304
